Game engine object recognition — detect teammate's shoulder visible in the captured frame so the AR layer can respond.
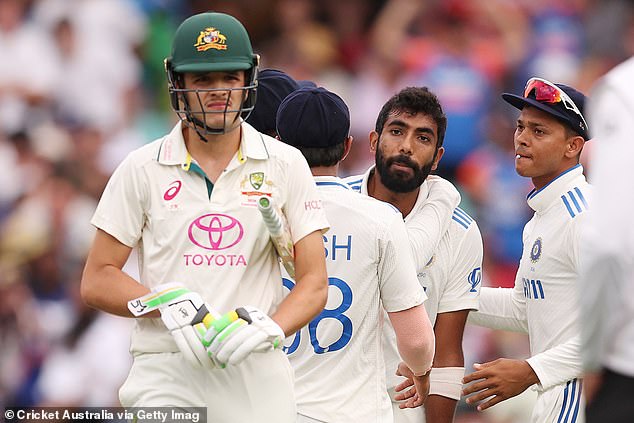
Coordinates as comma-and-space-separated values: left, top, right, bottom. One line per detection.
343, 174, 364, 193
451, 207, 477, 231
559, 183, 592, 220
334, 190, 402, 223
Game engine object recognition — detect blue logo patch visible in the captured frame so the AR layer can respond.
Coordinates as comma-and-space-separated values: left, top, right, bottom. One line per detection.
530, 238, 542, 263
468, 267, 482, 293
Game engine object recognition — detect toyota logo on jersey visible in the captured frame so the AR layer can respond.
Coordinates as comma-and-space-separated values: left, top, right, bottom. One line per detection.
188, 214, 244, 250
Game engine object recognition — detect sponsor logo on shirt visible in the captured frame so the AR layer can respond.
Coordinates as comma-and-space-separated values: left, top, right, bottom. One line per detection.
185, 214, 247, 267
530, 238, 542, 263
188, 213, 244, 250
305, 199, 322, 210
163, 180, 182, 201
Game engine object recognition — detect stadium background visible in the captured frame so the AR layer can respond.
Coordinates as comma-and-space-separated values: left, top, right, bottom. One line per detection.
0, 0, 631, 421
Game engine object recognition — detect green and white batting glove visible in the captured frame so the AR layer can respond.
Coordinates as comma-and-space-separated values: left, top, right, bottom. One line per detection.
127, 283, 235, 369
206, 306, 285, 366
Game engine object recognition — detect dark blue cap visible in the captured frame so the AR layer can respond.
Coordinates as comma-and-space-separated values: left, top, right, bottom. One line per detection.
276, 87, 350, 148
247, 69, 300, 135
502, 81, 589, 140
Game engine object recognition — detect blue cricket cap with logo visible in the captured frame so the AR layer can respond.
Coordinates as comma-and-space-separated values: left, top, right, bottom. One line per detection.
502, 77, 590, 140
276, 87, 350, 148
246, 69, 301, 134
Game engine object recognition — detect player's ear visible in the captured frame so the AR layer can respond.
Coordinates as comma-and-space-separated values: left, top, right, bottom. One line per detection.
341, 136, 353, 161
369, 131, 379, 153
432, 147, 444, 171
565, 135, 584, 160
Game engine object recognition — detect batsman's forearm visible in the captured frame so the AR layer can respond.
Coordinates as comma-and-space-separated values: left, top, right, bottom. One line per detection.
81, 263, 153, 318
272, 273, 328, 336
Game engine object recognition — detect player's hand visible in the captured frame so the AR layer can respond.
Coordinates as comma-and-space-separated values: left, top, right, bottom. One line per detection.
129, 283, 225, 369
393, 361, 430, 408
206, 306, 284, 366
462, 358, 539, 411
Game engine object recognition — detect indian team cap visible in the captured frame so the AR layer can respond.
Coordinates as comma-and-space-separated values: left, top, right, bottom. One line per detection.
502, 77, 590, 140
276, 87, 350, 148
170, 12, 256, 73
246, 69, 301, 134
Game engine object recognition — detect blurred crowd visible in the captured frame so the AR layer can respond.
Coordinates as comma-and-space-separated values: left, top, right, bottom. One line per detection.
1, 0, 632, 421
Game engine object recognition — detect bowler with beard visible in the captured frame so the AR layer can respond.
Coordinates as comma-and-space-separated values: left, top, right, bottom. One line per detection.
345, 86, 483, 423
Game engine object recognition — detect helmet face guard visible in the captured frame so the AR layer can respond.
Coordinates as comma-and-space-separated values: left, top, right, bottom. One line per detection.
165, 12, 259, 136
165, 57, 259, 135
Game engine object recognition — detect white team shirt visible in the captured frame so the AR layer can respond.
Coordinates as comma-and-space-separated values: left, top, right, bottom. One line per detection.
286, 176, 426, 423
470, 165, 591, 390
92, 121, 329, 354
582, 57, 634, 377
346, 167, 482, 389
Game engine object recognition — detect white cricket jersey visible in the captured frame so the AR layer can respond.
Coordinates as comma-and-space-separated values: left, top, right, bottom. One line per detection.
92, 121, 329, 354
582, 56, 634, 377
285, 176, 426, 423
346, 167, 482, 389
470, 165, 591, 391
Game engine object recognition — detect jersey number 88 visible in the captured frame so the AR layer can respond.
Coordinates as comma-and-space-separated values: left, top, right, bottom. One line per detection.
282, 277, 353, 354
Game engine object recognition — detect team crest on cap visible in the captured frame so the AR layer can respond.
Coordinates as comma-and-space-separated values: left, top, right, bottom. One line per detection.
530, 237, 542, 263
194, 27, 227, 51
249, 172, 264, 190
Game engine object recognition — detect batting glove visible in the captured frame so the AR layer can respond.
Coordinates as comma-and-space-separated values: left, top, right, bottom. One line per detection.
128, 283, 232, 369
206, 306, 285, 366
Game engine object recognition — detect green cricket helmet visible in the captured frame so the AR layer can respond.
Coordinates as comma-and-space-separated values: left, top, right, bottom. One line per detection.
165, 12, 259, 136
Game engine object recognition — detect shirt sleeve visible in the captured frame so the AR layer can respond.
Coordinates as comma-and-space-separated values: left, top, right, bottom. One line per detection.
468, 283, 528, 333
91, 153, 148, 247
437, 222, 483, 313
282, 149, 330, 243
379, 212, 427, 312
526, 336, 583, 390
406, 176, 461, 272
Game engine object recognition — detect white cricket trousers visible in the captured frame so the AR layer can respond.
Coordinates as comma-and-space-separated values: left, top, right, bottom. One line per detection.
532, 378, 585, 423
119, 349, 296, 423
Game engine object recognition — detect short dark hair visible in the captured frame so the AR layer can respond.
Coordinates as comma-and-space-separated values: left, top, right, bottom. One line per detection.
375, 87, 447, 149
294, 143, 347, 168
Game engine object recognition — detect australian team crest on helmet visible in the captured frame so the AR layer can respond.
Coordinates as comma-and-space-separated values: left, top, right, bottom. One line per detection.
194, 27, 227, 51
530, 237, 542, 263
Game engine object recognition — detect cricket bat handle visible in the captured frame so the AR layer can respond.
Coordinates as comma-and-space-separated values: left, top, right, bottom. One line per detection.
257, 196, 296, 278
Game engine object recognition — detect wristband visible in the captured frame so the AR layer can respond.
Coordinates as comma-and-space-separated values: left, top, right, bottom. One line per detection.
428, 367, 465, 400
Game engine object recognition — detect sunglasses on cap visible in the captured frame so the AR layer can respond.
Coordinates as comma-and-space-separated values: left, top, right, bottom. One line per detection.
523, 77, 588, 133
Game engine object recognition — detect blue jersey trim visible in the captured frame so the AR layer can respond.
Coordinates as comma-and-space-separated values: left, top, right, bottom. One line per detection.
574, 187, 588, 209
561, 188, 588, 219
316, 181, 351, 190
346, 178, 363, 186
561, 195, 575, 218
567, 191, 582, 213
452, 216, 469, 229
557, 379, 582, 423
528, 164, 581, 200
452, 208, 473, 229
571, 380, 582, 422
454, 207, 473, 223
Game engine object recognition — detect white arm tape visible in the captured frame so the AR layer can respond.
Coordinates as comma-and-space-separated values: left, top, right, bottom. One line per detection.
428, 367, 465, 400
